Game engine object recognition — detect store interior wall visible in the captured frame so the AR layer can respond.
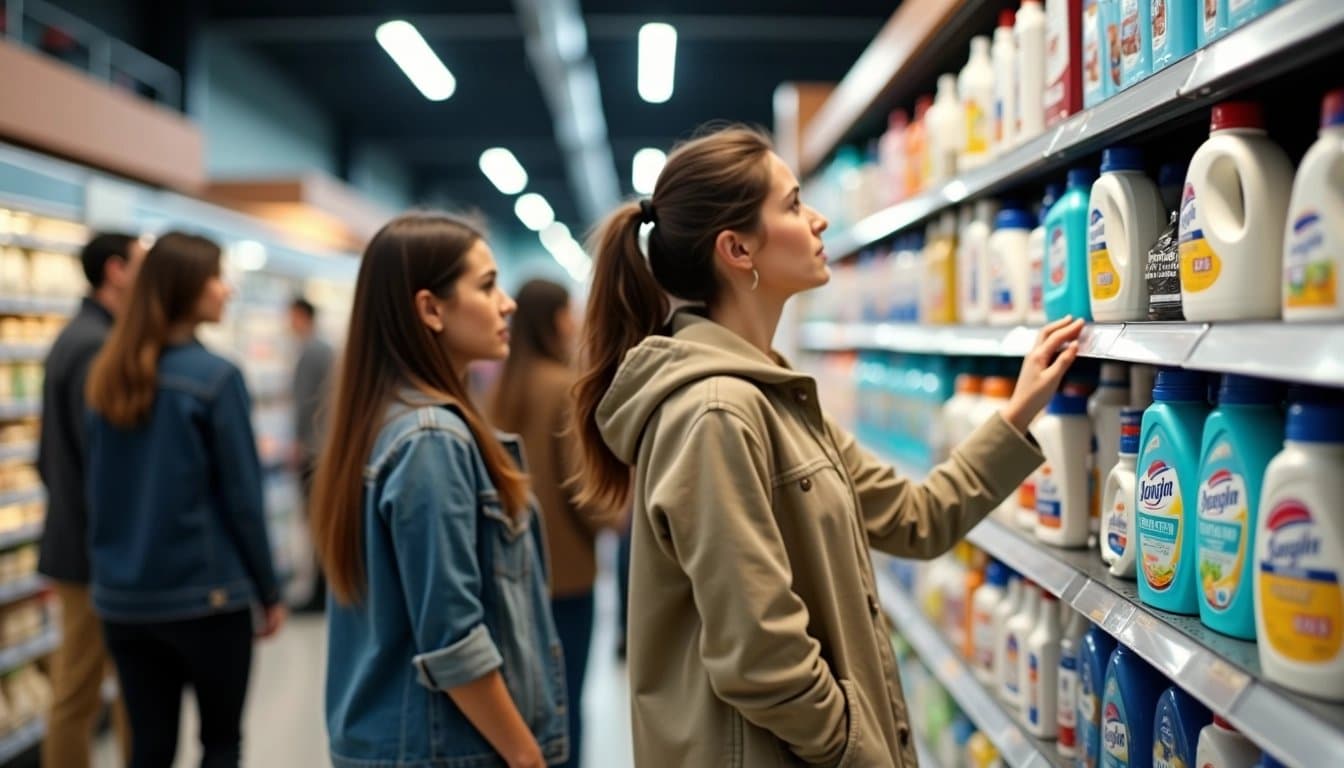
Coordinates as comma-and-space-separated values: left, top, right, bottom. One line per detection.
349, 144, 415, 213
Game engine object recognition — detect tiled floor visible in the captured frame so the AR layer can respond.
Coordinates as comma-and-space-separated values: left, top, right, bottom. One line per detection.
92, 533, 635, 767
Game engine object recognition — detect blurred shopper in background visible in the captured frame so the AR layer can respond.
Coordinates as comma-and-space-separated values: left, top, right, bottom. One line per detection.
312, 214, 567, 768
573, 126, 1084, 767
289, 295, 333, 612
85, 232, 286, 768
490, 279, 624, 768
37, 232, 142, 768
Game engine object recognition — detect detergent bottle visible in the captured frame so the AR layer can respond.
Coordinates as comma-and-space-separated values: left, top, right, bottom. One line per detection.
1078, 622, 1119, 768
993, 10, 1020, 152
1044, 168, 1098, 321
989, 207, 1037, 326
1089, 147, 1167, 322
1283, 88, 1344, 322
1100, 645, 1168, 768
1102, 408, 1144, 578
1058, 608, 1088, 759
961, 36, 997, 169
1045, 0, 1084, 126
1034, 391, 1094, 547
960, 200, 1000, 324
1017, 0, 1049, 141
972, 559, 1010, 683
1118, 0, 1154, 89
1195, 716, 1261, 768
1002, 581, 1043, 711
1151, 686, 1212, 768
1082, 0, 1111, 107
1025, 592, 1063, 738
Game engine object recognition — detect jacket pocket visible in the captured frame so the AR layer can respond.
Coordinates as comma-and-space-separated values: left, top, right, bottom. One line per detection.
835, 678, 887, 768
482, 501, 531, 581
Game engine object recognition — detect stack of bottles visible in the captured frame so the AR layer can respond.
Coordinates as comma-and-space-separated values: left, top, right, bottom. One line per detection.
892, 628, 1004, 767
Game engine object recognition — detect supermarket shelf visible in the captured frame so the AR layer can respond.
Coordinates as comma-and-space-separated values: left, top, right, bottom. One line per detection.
826, 0, 1344, 260
0, 342, 50, 362
0, 626, 58, 675
964, 516, 1344, 768
0, 521, 42, 551
875, 561, 1065, 768
0, 296, 78, 317
0, 717, 44, 763
0, 574, 44, 606
0, 401, 40, 421
798, 321, 1344, 386
0, 487, 43, 510
0, 441, 36, 464
0, 232, 80, 255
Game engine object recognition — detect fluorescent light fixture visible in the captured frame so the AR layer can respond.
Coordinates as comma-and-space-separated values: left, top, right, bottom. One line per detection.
539, 223, 592, 282
514, 193, 556, 231
376, 20, 456, 101
540, 222, 573, 255
638, 23, 677, 103
479, 148, 528, 195
632, 147, 666, 196
231, 240, 267, 272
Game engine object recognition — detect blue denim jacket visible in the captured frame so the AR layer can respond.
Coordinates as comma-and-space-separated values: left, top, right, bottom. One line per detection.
325, 398, 568, 768
87, 340, 279, 622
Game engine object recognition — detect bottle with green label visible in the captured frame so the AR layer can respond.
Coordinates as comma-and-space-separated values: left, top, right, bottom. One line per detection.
1137, 369, 1209, 615
1196, 375, 1284, 640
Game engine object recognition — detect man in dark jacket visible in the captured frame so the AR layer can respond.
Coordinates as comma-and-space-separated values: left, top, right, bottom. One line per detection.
37, 232, 143, 768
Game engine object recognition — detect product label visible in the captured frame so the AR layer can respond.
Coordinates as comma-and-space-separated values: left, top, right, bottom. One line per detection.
1259, 499, 1344, 663
1030, 243, 1046, 312
1102, 677, 1129, 765
967, 98, 990, 155
973, 608, 996, 672
990, 252, 1014, 312
1028, 651, 1042, 724
1090, 208, 1123, 301
1286, 211, 1338, 310
1153, 706, 1186, 768
1020, 474, 1039, 513
1203, 0, 1219, 37
1049, 225, 1069, 289
1080, 661, 1103, 768
1139, 452, 1184, 593
1147, 215, 1184, 319
1037, 465, 1063, 529
1106, 13, 1123, 89
1084, 3, 1104, 98
1229, 0, 1251, 12
1152, 0, 1168, 52
1059, 655, 1079, 748
1120, 0, 1141, 74
1179, 183, 1222, 293
1045, 0, 1070, 121
966, 239, 983, 309
1197, 447, 1250, 613
1106, 481, 1131, 558
1005, 633, 1022, 694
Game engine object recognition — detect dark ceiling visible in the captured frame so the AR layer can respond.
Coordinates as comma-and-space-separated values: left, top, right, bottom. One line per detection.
199, 0, 895, 235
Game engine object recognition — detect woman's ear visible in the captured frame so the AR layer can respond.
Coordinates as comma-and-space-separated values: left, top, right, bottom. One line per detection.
414, 289, 445, 333
713, 229, 755, 280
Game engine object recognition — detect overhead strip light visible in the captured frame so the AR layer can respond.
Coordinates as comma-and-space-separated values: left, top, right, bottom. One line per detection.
638, 23, 677, 104
376, 20, 457, 101
515, 193, 556, 231
631, 148, 667, 195
479, 148, 529, 195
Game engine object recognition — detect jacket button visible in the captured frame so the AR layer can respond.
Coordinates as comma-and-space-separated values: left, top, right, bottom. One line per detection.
794, 389, 808, 403
898, 724, 911, 748
799, 477, 812, 492
868, 593, 881, 614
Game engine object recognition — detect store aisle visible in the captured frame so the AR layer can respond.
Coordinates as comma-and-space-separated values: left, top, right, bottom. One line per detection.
91, 533, 633, 767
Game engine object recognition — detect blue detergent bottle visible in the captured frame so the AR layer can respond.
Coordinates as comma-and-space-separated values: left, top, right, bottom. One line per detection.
1196, 0, 1229, 46
1196, 375, 1285, 640
1043, 168, 1098, 322
1078, 622, 1120, 768
1137, 369, 1210, 615
1118, 0, 1154, 89
1151, 0, 1198, 73
1228, 0, 1281, 31
1151, 686, 1212, 768
1101, 645, 1168, 768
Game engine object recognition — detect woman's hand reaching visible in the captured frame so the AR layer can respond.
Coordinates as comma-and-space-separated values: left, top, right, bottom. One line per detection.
1001, 316, 1087, 434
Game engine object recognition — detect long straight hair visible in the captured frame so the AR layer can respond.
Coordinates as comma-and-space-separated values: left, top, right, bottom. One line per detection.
310, 212, 529, 605
572, 126, 774, 510
86, 232, 221, 427
489, 279, 571, 434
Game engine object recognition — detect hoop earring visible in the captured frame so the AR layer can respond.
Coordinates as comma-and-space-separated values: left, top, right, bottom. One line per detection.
751, 268, 759, 292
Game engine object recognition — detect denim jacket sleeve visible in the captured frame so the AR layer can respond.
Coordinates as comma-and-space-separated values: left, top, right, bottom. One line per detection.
210, 367, 281, 606
378, 426, 504, 693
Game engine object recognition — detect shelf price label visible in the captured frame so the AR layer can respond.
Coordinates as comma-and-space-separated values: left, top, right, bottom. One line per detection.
1183, 654, 1252, 710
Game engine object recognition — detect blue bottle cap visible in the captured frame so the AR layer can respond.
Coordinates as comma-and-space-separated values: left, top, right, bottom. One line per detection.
1258, 758, 1288, 768
1048, 392, 1089, 415
1119, 407, 1142, 454
994, 208, 1036, 230
1217, 374, 1283, 406
985, 560, 1009, 587
1158, 162, 1187, 188
1286, 402, 1344, 443
1068, 167, 1098, 188
1152, 368, 1207, 402
1101, 146, 1145, 173
1323, 89, 1344, 129
1042, 183, 1065, 210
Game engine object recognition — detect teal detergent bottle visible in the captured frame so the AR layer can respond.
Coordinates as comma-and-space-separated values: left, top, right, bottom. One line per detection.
1152, 686, 1212, 768
1043, 168, 1098, 322
1151, 0, 1197, 72
1078, 622, 1119, 768
1196, 375, 1285, 639
1118, 0, 1154, 89
1137, 369, 1210, 615
1228, 0, 1281, 31
1101, 645, 1168, 768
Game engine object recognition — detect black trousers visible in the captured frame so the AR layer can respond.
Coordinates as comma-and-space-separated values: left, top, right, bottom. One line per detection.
103, 609, 254, 768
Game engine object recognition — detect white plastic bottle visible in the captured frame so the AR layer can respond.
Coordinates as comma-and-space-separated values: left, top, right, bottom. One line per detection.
1016, 0, 1048, 142
1025, 592, 1062, 738
1028, 184, 1064, 325
1195, 716, 1262, 768
1101, 408, 1143, 578
960, 200, 999, 325
928, 75, 963, 183
992, 572, 1026, 699
972, 560, 1010, 683
992, 10, 1020, 153
1090, 364, 1131, 535
1057, 608, 1088, 759
961, 36, 996, 170
1130, 364, 1156, 410
1255, 401, 1344, 701
989, 208, 1036, 326
944, 374, 985, 452
1283, 88, 1344, 321
972, 376, 1015, 439
1032, 392, 1093, 547
1088, 147, 1167, 322
1002, 581, 1042, 710
1181, 101, 1296, 321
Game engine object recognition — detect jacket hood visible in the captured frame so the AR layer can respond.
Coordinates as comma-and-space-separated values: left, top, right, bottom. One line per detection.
595, 309, 814, 463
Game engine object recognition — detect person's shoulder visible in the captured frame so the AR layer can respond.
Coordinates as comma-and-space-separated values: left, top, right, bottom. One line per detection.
159, 344, 241, 397
370, 403, 477, 476
658, 374, 774, 435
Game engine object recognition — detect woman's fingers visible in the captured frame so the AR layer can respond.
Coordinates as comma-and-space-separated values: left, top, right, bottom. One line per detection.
1035, 315, 1076, 346
1041, 318, 1086, 358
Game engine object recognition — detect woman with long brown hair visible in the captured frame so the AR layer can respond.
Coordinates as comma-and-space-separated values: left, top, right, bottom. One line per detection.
312, 213, 567, 768
489, 279, 623, 768
572, 125, 1086, 767
85, 232, 285, 768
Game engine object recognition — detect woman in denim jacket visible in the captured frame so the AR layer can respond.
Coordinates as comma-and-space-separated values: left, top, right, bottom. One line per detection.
311, 213, 568, 768
86, 232, 287, 767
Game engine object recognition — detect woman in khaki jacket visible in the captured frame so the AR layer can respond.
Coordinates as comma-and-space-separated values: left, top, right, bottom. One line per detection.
490, 278, 624, 768
572, 126, 1085, 768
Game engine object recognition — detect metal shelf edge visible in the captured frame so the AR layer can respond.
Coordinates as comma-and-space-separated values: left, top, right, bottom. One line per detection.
0, 716, 45, 763
0, 627, 59, 675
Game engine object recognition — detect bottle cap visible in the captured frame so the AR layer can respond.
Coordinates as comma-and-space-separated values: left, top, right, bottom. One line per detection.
1286, 401, 1344, 443
1041, 183, 1065, 210
1067, 167, 1098, 188
1212, 715, 1237, 731
1047, 392, 1089, 415
1041, 591, 1059, 602
915, 95, 934, 120
1101, 146, 1145, 173
1152, 368, 1206, 402
999, 9, 1016, 28
1210, 101, 1265, 132
994, 208, 1036, 230
986, 560, 1009, 587
1216, 374, 1282, 406
1119, 407, 1142, 454
1323, 88, 1344, 128
956, 374, 984, 394
983, 376, 1014, 398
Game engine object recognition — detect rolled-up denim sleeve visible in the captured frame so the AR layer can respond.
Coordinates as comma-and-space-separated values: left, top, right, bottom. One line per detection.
380, 428, 502, 692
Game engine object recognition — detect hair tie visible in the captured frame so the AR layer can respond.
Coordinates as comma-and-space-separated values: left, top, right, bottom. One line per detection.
639, 199, 657, 225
